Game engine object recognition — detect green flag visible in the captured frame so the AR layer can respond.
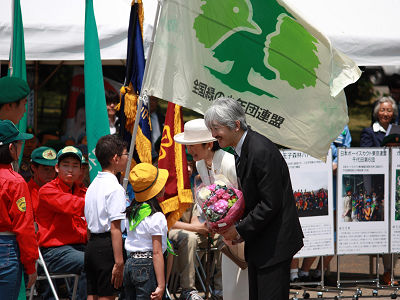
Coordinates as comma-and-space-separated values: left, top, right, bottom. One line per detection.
8, 0, 28, 167
84, 0, 110, 181
9, 2, 27, 297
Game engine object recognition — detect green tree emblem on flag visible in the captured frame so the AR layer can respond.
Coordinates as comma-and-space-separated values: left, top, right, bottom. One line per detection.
193, 0, 321, 98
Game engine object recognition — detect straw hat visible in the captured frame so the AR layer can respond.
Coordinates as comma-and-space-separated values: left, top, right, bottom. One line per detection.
129, 163, 169, 202
174, 119, 216, 145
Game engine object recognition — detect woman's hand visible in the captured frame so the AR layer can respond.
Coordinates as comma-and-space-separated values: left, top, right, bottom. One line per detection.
195, 222, 210, 236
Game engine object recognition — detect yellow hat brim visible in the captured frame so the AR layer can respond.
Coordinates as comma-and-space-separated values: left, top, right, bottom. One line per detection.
134, 168, 169, 202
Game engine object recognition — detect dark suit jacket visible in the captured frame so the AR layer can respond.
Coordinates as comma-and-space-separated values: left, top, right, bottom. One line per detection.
236, 129, 304, 269
359, 126, 385, 147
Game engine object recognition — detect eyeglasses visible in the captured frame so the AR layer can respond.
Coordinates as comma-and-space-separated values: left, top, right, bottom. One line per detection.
120, 153, 129, 156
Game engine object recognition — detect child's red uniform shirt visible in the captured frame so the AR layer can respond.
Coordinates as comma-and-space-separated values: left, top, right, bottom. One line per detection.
27, 179, 40, 220
0, 164, 38, 274
37, 177, 87, 247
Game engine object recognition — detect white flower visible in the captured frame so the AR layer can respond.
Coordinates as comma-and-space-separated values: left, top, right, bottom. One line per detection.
198, 187, 211, 199
214, 180, 227, 187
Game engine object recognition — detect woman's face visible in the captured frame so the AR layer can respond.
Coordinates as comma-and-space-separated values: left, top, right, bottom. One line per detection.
377, 102, 394, 127
186, 143, 210, 162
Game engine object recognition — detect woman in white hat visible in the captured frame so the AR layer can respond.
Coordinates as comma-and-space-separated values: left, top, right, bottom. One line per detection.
174, 118, 237, 188
174, 118, 248, 300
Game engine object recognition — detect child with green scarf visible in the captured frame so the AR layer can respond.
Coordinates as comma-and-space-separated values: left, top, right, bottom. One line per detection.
124, 163, 169, 300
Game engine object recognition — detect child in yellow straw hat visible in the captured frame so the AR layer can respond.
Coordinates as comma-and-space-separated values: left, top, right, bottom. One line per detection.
124, 163, 169, 300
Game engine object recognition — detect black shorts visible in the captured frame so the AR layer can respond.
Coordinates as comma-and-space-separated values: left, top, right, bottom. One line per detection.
84, 232, 120, 296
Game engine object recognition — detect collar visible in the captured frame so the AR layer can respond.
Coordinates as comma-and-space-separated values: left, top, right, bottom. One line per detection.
28, 178, 40, 189
109, 116, 119, 126
233, 130, 248, 157
54, 176, 77, 194
0, 164, 13, 170
372, 122, 387, 133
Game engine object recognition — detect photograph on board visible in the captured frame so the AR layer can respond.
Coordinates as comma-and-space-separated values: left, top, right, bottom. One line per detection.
342, 174, 384, 222
292, 171, 328, 217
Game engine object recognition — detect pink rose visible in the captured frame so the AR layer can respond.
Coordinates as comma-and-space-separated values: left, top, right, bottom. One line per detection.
209, 195, 218, 203
222, 193, 231, 200
215, 188, 225, 197
214, 199, 228, 214
208, 184, 216, 192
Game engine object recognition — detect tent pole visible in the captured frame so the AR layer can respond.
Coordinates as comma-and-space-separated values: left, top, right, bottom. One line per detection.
34, 61, 39, 133
122, 0, 163, 190
9, 0, 15, 76
38, 61, 64, 90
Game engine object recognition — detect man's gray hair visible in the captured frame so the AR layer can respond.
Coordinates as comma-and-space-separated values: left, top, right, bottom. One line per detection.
373, 96, 398, 122
204, 97, 248, 130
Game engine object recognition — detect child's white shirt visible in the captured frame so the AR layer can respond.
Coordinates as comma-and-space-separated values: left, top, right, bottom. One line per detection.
125, 212, 167, 253
84, 172, 126, 233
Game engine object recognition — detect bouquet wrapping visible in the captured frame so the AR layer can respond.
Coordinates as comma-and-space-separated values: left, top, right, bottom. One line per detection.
195, 176, 244, 232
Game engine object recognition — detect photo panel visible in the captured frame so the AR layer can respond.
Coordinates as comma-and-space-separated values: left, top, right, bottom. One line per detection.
337, 148, 389, 255
282, 150, 334, 257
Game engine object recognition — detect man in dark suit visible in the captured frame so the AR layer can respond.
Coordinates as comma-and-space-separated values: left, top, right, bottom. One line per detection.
204, 97, 304, 300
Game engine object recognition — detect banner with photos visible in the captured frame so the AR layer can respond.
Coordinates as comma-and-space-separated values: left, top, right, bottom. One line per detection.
282, 149, 334, 257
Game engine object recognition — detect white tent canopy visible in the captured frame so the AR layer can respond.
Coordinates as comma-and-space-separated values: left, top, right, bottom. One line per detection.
0, 0, 158, 64
284, 0, 400, 66
0, 0, 399, 66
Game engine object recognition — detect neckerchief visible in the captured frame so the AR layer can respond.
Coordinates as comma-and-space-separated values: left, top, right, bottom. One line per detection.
128, 202, 177, 256
129, 203, 151, 231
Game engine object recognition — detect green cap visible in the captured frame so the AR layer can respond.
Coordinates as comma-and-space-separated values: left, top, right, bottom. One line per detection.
81, 156, 88, 165
0, 77, 30, 104
0, 120, 33, 145
57, 146, 83, 163
31, 146, 57, 166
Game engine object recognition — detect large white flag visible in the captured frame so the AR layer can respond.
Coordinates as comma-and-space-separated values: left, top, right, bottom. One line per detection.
142, 0, 361, 160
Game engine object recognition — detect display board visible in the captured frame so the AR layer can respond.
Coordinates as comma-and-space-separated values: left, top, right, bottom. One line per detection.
337, 148, 389, 255
282, 150, 334, 257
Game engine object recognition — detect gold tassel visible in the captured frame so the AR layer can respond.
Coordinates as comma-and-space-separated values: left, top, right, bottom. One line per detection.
165, 104, 194, 229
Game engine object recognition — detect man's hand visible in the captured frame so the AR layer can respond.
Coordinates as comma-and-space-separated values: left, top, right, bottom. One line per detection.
220, 225, 238, 241
111, 262, 124, 289
27, 272, 37, 289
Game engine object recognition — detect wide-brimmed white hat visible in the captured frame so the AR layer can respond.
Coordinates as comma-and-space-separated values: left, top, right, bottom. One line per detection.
174, 119, 217, 145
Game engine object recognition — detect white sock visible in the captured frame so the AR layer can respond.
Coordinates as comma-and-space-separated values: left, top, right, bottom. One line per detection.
290, 268, 299, 281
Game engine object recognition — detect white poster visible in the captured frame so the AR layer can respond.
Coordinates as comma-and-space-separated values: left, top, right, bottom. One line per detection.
390, 148, 400, 253
337, 148, 389, 255
282, 150, 334, 257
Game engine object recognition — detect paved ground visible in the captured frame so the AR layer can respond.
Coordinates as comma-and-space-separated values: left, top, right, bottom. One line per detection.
290, 254, 400, 299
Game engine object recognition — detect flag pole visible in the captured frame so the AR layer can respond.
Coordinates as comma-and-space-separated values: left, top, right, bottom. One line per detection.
122, 0, 163, 190
9, 0, 15, 76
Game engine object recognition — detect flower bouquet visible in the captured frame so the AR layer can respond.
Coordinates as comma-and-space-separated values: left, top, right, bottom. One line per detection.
195, 176, 244, 232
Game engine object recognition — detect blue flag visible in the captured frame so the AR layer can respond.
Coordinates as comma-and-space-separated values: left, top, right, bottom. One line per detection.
118, 1, 152, 165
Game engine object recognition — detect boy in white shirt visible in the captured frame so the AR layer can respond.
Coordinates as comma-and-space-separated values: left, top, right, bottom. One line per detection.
84, 134, 128, 299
